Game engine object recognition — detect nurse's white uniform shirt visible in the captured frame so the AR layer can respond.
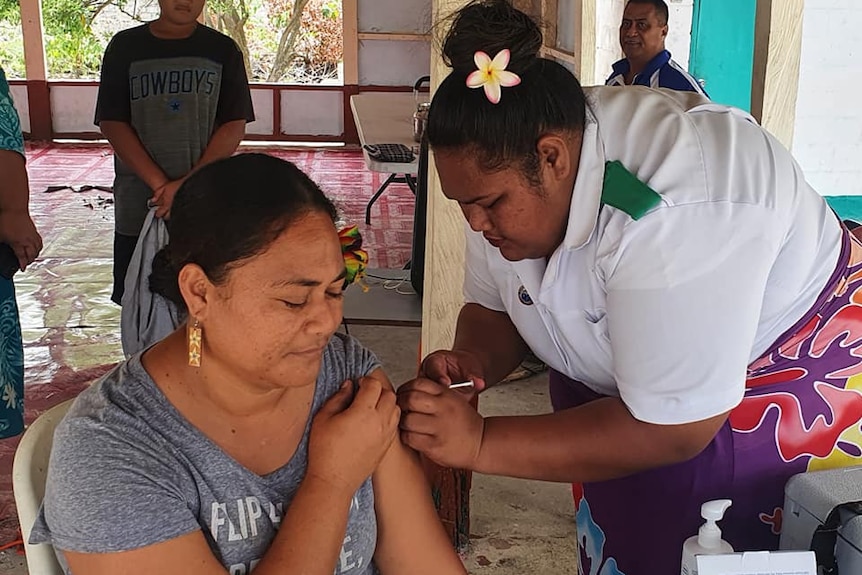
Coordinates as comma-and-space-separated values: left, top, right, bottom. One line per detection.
464, 86, 841, 425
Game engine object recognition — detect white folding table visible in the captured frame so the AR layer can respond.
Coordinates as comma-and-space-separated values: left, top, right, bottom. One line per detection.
349, 92, 428, 225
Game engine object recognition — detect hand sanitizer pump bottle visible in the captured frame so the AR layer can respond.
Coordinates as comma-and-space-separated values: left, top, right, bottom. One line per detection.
680, 499, 734, 575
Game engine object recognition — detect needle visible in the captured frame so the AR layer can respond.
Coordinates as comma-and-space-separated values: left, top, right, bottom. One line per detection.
449, 380, 474, 389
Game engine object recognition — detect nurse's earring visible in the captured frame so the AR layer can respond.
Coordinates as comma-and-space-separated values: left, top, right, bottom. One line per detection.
188, 319, 202, 367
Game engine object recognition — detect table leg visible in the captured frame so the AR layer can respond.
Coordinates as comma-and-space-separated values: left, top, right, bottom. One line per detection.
422, 392, 477, 552
366, 173, 399, 225
423, 459, 473, 552
405, 174, 417, 194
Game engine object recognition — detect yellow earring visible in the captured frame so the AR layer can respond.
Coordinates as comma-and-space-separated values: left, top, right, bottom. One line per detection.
188, 320, 202, 367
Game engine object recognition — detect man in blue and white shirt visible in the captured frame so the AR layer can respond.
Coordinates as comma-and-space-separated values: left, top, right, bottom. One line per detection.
606, 0, 707, 96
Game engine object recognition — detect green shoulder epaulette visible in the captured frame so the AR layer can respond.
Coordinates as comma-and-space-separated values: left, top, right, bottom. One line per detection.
600, 160, 662, 220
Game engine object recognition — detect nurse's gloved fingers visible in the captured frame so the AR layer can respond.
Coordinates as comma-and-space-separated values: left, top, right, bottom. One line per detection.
399, 411, 440, 435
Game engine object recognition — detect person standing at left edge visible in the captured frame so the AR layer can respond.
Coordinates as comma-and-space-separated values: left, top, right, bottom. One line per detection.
0, 65, 43, 438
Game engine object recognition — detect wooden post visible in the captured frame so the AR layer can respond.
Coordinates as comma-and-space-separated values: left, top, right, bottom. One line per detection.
542, 0, 559, 48
19, 0, 52, 140
342, 0, 359, 86
538, 0, 596, 85
342, 0, 359, 144
751, 0, 805, 149
573, 0, 597, 85
513, 0, 542, 19
423, 0, 472, 551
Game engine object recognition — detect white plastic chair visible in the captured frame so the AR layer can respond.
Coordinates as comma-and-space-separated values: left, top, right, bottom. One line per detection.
12, 399, 74, 575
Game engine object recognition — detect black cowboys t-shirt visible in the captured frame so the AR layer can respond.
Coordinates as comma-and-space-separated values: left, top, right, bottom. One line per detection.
95, 24, 255, 236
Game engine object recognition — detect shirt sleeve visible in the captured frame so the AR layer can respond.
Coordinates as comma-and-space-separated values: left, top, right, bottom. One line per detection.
94, 36, 132, 124
350, 334, 383, 378
36, 416, 200, 553
463, 227, 506, 312
600, 201, 780, 425
0, 68, 25, 157
215, 41, 255, 125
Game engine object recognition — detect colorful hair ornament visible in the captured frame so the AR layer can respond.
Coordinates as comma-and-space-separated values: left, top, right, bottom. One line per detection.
338, 225, 369, 290
466, 49, 521, 104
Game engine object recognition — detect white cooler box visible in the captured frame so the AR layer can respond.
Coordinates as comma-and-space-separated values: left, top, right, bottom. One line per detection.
780, 466, 862, 574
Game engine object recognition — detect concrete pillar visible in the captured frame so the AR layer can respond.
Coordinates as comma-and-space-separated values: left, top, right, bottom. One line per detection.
751, 0, 805, 149
423, 0, 469, 358
574, 0, 597, 85
423, 0, 472, 551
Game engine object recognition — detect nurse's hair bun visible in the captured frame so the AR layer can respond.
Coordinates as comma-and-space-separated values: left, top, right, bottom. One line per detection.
426, 0, 586, 183
442, 0, 543, 76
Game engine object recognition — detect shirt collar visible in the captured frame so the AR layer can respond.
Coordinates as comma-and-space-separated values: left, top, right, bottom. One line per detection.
610, 58, 630, 77
562, 100, 606, 251
610, 50, 672, 84
639, 49, 672, 80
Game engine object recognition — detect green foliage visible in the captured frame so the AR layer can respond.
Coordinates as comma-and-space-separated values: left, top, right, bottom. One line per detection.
0, 0, 20, 24
264, 0, 296, 31
0, 0, 23, 77
43, 0, 93, 36
0, 20, 24, 78
296, 0, 341, 75
320, 0, 339, 19
0, 0, 342, 82
44, 33, 105, 78
0, 0, 108, 78
42, 0, 107, 77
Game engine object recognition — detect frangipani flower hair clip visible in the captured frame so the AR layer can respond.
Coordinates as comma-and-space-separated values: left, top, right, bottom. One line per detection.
338, 225, 369, 291
466, 49, 521, 104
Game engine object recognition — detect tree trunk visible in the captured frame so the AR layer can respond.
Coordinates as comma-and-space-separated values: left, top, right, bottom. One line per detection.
222, 8, 252, 79
266, 0, 310, 82
203, 0, 252, 79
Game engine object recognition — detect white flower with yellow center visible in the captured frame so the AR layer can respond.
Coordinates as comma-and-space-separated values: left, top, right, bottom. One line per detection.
466, 49, 521, 104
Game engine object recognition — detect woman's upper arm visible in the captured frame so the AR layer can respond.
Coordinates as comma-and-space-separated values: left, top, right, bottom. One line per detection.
63, 530, 227, 575
367, 369, 467, 575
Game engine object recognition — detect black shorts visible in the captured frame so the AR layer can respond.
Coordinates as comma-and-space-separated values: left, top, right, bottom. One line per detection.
111, 233, 138, 305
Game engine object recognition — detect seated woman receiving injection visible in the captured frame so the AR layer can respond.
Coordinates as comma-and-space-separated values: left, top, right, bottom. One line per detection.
29, 153, 466, 575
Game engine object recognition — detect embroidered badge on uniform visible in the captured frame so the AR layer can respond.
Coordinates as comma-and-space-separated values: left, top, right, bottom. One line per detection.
518, 285, 533, 306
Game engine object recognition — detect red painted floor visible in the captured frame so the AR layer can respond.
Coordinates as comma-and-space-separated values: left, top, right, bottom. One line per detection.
0, 143, 416, 545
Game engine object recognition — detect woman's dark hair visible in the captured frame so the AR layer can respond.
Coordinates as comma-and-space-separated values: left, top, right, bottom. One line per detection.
149, 153, 338, 310
427, 0, 587, 184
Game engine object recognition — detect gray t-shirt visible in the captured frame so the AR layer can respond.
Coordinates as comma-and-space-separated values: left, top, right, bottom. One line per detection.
30, 333, 381, 575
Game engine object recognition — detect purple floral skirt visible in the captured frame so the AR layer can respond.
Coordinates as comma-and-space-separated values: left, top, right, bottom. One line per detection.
551, 226, 862, 575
